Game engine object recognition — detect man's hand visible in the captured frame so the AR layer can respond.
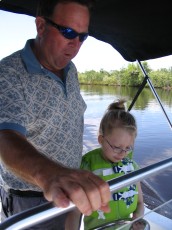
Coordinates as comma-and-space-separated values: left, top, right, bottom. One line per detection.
39, 167, 111, 216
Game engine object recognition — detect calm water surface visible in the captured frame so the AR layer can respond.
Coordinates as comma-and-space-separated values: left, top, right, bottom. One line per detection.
81, 85, 172, 201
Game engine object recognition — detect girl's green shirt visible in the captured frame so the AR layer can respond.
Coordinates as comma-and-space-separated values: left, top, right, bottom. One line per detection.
81, 148, 139, 230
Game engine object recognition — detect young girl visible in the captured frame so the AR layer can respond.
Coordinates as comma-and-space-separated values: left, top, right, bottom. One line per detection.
65, 99, 144, 230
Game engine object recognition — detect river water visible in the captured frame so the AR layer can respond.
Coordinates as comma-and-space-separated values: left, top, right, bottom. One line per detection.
81, 85, 172, 202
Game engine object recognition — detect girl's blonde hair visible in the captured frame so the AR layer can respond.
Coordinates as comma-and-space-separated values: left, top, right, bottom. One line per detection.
99, 99, 137, 136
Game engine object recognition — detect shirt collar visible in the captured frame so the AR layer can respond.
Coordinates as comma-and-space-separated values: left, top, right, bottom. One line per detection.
21, 39, 70, 78
21, 39, 42, 73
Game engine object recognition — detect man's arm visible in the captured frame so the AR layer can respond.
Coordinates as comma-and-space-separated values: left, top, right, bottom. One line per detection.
0, 130, 110, 215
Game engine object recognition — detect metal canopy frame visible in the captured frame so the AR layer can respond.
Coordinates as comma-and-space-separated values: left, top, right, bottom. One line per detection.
128, 62, 172, 129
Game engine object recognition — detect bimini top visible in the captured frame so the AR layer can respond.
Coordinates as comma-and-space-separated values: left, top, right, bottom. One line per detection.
0, 0, 172, 62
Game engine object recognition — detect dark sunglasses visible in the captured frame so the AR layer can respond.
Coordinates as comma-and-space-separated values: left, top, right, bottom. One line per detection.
44, 17, 89, 42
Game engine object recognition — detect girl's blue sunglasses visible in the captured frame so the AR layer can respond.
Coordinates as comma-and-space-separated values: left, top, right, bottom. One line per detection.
44, 17, 89, 42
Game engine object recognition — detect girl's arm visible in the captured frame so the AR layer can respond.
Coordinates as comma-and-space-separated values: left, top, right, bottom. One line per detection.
132, 182, 145, 220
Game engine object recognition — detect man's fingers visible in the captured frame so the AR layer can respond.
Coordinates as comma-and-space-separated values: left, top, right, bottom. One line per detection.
44, 187, 70, 208
88, 173, 111, 207
99, 204, 111, 213
42, 169, 111, 215
65, 172, 111, 214
63, 181, 94, 215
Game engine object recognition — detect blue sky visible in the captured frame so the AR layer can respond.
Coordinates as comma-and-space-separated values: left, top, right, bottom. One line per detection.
1, 10, 172, 72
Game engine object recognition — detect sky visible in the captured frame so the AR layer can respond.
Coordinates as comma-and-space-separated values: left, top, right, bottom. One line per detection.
1, 10, 172, 72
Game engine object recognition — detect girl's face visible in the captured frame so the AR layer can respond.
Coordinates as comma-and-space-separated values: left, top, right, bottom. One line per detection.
99, 128, 135, 163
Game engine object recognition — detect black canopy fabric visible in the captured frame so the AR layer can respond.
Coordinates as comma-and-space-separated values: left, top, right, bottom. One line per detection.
1, 0, 172, 62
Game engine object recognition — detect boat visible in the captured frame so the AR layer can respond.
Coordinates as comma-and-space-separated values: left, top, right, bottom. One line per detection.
0, 0, 172, 229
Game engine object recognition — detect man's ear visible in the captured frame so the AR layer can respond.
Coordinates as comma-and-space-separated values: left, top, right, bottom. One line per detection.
98, 135, 103, 145
35, 16, 46, 37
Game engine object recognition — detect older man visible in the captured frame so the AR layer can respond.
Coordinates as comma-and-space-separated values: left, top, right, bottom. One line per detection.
0, 0, 110, 229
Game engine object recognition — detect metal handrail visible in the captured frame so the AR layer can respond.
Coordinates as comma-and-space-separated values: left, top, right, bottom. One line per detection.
1, 157, 172, 230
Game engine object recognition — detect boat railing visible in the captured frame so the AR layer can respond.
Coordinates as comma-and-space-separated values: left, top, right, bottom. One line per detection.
0, 157, 172, 230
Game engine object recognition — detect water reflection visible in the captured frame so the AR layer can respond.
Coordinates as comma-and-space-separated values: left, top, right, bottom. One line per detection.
81, 85, 172, 201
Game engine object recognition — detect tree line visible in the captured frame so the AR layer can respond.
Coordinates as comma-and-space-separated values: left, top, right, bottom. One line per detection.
78, 62, 172, 89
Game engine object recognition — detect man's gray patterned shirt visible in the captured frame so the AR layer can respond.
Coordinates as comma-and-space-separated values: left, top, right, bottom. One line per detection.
0, 39, 87, 191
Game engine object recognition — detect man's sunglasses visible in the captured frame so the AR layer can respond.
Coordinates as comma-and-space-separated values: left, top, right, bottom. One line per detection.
44, 17, 89, 42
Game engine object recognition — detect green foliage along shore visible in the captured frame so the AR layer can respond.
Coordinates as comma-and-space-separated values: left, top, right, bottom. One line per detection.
78, 62, 172, 89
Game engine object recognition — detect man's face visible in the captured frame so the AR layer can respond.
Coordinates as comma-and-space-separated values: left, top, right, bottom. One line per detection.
35, 2, 90, 72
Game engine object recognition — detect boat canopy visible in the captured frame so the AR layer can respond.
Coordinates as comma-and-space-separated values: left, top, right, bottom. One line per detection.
0, 0, 172, 62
